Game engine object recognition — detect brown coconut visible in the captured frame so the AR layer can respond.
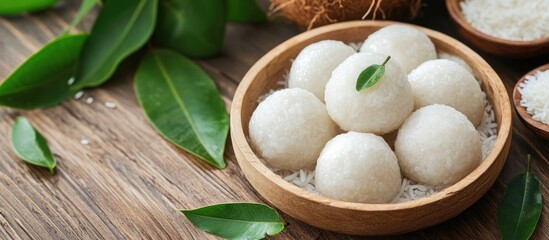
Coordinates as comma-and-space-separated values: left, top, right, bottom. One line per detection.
269, 0, 423, 30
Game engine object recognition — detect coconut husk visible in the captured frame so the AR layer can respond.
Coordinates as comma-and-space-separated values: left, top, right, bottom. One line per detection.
269, 0, 423, 30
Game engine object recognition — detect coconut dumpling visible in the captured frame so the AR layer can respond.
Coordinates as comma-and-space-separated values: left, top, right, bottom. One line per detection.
438, 52, 474, 75
325, 52, 414, 134
249, 88, 337, 171
288, 40, 356, 101
315, 132, 401, 203
360, 24, 437, 73
408, 59, 484, 126
395, 104, 482, 187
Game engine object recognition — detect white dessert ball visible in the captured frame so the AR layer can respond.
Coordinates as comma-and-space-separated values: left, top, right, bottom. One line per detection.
437, 52, 474, 75
325, 52, 414, 134
249, 88, 337, 171
315, 132, 401, 203
288, 40, 356, 101
407, 59, 484, 126
395, 104, 482, 187
360, 24, 437, 73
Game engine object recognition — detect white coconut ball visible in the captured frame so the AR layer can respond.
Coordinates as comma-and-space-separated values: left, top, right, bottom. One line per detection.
315, 132, 401, 203
288, 40, 356, 101
249, 88, 337, 171
360, 24, 437, 73
395, 104, 482, 187
408, 59, 484, 126
325, 52, 414, 134
438, 52, 474, 75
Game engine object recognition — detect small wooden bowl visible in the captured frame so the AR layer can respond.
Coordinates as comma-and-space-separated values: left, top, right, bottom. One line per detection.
513, 63, 549, 140
230, 21, 512, 235
446, 0, 549, 58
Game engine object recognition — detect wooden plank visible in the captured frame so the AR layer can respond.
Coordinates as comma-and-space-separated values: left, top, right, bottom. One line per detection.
0, 0, 547, 239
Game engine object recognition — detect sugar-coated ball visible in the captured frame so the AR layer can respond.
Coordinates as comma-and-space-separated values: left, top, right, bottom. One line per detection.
407, 59, 484, 126
395, 104, 482, 187
325, 52, 414, 134
360, 24, 437, 73
315, 132, 401, 203
249, 88, 337, 171
288, 40, 356, 101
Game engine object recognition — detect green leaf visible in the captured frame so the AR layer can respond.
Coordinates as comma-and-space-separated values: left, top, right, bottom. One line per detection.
180, 203, 285, 239
11, 117, 57, 174
355, 56, 391, 91
74, 0, 157, 88
0, 0, 58, 15
0, 34, 87, 109
153, 0, 225, 58
64, 0, 99, 33
226, 0, 266, 23
135, 49, 229, 169
497, 155, 543, 240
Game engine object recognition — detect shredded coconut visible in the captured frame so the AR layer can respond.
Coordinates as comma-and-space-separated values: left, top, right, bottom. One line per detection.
460, 0, 549, 41
518, 70, 549, 125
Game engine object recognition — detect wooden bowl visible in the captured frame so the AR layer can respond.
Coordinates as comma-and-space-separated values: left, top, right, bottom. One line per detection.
230, 21, 512, 235
513, 63, 549, 140
446, 0, 549, 58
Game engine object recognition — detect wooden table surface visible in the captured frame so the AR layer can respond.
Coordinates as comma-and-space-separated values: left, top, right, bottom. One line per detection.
0, 0, 548, 239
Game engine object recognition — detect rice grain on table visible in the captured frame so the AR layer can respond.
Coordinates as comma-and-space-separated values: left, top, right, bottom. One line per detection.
74, 91, 84, 100
105, 101, 117, 109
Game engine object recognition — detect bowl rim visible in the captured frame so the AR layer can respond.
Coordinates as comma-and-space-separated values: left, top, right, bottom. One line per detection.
513, 63, 549, 135
445, 0, 549, 46
231, 20, 512, 212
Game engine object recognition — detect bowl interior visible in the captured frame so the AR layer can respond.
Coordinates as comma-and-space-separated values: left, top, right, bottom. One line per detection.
236, 21, 511, 210
446, 0, 549, 46
513, 63, 549, 139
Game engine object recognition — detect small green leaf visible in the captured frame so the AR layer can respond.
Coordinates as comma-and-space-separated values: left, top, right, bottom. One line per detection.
0, 34, 87, 109
64, 0, 99, 33
74, 0, 157, 88
153, 0, 225, 58
0, 0, 58, 15
226, 0, 266, 23
11, 117, 57, 174
355, 56, 391, 91
135, 49, 229, 169
180, 203, 285, 239
497, 155, 543, 240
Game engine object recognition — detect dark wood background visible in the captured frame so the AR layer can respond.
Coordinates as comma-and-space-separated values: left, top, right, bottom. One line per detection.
0, 0, 547, 239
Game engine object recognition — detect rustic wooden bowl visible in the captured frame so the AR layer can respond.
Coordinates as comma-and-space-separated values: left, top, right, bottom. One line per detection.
446, 0, 549, 58
230, 21, 512, 235
513, 63, 549, 140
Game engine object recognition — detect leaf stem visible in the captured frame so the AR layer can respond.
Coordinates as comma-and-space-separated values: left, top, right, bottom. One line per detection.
526, 154, 532, 173
381, 56, 391, 66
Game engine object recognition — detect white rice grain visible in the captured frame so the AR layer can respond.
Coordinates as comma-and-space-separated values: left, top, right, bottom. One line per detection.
105, 101, 117, 109
74, 91, 84, 100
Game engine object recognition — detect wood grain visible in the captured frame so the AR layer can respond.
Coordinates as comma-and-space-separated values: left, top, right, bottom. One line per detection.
0, 0, 548, 239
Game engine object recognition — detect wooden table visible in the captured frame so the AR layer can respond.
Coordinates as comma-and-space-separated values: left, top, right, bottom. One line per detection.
0, 0, 547, 239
